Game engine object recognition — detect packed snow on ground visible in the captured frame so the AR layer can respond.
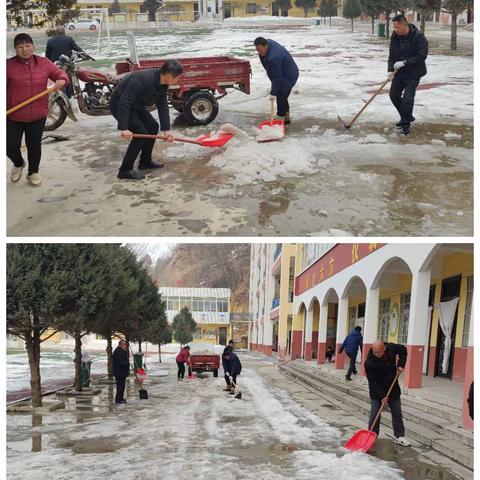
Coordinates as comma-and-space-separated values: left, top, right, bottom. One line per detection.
7, 366, 405, 479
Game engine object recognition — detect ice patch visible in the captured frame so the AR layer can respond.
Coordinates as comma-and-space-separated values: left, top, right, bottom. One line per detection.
431, 139, 447, 147
358, 134, 388, 144
444, 132, 462, 139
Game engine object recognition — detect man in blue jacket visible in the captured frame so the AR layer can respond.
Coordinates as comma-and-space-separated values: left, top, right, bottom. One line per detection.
387, 14, 428, 135
254, 37, 299, 125
339, 326, 363, 381
222, 340, 235, 392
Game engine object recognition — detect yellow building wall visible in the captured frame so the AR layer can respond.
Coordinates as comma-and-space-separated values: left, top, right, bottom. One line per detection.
193, 323, 232, 344
278, 244, 297, 345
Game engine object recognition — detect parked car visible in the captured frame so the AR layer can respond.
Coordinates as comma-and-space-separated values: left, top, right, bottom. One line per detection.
65, 19, 99, 31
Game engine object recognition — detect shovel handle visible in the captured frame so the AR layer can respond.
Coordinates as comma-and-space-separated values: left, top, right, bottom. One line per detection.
346, 72, 395, 128
368, 370, 402, 432
130, 133, 201, 146
270, 97, 275, 123
7, 86, 56, 116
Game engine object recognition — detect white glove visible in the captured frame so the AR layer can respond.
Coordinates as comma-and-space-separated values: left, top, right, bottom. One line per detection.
387, 71, 395, 81
269, 95, 276, 102
394, 60, 406, 70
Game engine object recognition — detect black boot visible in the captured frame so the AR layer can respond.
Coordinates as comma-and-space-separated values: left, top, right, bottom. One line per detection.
117, 169, 145, 180
396, 116, 415, 127
400, 125, 410, 135
138, 161, 165, 170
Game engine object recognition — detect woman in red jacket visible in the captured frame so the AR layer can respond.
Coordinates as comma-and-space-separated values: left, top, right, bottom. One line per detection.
176, 345, 191, 380
7, 33, 69, 187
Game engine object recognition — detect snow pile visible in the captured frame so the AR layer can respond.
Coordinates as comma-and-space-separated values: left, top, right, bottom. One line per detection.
254, 124, 285, 142
358, 134, 388, 144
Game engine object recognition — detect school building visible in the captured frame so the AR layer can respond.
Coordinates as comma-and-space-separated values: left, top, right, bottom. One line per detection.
249, 243, 474, 428
158, 286, 232, 345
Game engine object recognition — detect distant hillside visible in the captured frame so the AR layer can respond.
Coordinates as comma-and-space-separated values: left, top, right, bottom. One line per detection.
133, 244, 251, 313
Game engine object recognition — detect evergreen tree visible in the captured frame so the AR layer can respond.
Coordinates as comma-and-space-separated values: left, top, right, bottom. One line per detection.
172, 307, 197, 345
7, 244, 64, 407
142, 0, 161, 21
361, 0, 383, 34
295, 0, 317, 17
441, 0, 472, 50
415, 0, 441, 33
273, 0, 292, 15
9, 0, 79, 28
110, 0, 121, 14
343, 0, 362, 31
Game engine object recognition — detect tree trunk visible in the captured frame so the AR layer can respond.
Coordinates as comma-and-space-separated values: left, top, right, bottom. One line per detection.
451, 14, 457, 51
106, 336, 113, 380
158, 343, 162, 363
371, 16, 374, 35
386, 13, 390, 38
138, 340, 142, 352
304, 8, 307, 17
351, 17, 354, 32
25, 320, 42, 407
329, 15, 331, 26
421, 14, 426, 34
74, 333, 83, 391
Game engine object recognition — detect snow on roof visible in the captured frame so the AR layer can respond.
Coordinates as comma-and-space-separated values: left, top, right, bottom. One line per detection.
158, 286, 231, 298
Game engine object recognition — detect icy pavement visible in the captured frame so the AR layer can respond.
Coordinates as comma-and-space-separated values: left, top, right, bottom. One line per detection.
6, 21, 472, 236
7, 356, 468, 480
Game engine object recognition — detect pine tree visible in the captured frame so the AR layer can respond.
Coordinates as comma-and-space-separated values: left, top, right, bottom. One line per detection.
173, 307, 197, 345
441, 0, 472, 50
343, 0, 362, 31
9, 0, 80, 28
295, 0, 317, 17
415, 0, 441, 33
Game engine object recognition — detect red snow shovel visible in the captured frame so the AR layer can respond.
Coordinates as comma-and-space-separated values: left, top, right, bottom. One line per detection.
344, 370, 401, 453
337, 72, 396, 130
128, 132, 234, 147
256, 97, 285, 143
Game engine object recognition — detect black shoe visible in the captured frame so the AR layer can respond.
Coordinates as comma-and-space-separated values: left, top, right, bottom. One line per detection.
353, 371, 358, 375
400, 125, 410, 135
345, 376, 352, 381
117, 169, 145, 180
115, 399, 127, 405
396, 116, 415, 127
284, 113, 291, 125
138, 161, 165, 170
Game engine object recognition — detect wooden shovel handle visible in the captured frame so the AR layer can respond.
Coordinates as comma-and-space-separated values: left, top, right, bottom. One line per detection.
368, 370, 402, 432
270, 97, 275, 122
130, 133, 201, 145
7, 86, 56, 116
347, 73, 394, 128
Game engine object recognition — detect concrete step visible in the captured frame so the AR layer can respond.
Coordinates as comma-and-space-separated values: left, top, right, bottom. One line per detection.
287, 362, 465, 435
279, 363, 473, 470
292, 361, 463, 424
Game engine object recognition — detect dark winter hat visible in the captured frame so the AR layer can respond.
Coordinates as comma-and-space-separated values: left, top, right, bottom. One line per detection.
185, 345, 190, 350
14, 33, 33, 46
224, 346, 233, 355
355, 326, 362, 332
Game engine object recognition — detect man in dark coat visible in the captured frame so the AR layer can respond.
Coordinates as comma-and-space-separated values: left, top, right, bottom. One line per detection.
339, 325, 363, 381
254, 37, 299, 125
45, 26, 84, 98
112, 340, 130, 404
223, 349, 242, 396
109, 59, 183, 180
45, 26, 84, 63
387, 14, 428, 135
364, 340, 410, 446
222, 340, 235, 391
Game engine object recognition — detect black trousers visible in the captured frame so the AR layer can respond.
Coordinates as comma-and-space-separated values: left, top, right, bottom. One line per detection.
111, 105, 159, 171
346, 352, 357, 379
368, 396, 406, 438
115, 375, 126, 403
224, 373, 231, 385
389, 75, 420, 127
276, 84, 295, 117
7, 118, 47, 175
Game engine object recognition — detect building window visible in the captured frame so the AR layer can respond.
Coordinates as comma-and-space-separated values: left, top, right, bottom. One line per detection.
218, 299, 229, 312
192, 297, 204, 311
246, 3, 257, 13
378, 298, 390, 342
179, 297, 192, 311
462, 276, 473, 347
398, 293, 411, 344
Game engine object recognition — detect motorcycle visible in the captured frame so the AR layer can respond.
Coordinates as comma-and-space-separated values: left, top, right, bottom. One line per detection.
45, 51, 124, 131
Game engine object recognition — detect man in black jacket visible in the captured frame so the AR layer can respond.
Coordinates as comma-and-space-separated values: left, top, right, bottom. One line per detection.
45, 26, 85, 98
222, 340, 235, 392
387, 15, 428, 135
45, 26, 84, 63
112, 339, 130, 404
364, 340, 410, 446
223, 349, 242, 396
109, 59, 183, 180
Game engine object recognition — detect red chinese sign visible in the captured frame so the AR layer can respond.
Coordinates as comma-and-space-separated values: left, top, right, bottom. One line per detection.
295, 243, 385, 295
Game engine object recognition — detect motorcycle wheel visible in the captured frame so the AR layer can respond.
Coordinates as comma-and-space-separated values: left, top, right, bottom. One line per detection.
44, 97, 68, 131
183, 91, 218, 126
